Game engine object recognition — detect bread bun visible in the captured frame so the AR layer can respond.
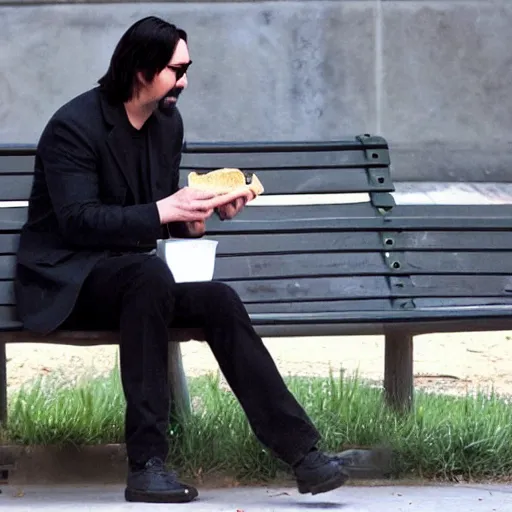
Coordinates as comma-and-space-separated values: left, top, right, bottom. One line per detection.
188, 168, 264, 197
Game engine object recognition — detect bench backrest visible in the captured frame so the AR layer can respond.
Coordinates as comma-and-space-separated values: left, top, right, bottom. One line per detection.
0, 135, 399, 330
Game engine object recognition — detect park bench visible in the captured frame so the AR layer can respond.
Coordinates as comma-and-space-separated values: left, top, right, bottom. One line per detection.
2, 134, 512, 428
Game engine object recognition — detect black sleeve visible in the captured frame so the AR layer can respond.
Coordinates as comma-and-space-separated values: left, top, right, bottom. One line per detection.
41, 118, 162, 249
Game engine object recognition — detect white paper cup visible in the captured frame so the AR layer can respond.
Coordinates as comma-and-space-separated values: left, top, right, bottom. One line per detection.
157, 239, 219, 283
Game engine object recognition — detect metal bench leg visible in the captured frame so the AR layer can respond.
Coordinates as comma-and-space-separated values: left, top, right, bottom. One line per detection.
168, 342, 191, 422
0, 342, 6, 426
384, 330, 413, 412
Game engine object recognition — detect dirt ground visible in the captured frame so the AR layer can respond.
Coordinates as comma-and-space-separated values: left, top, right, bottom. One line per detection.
6, 330, 512, 397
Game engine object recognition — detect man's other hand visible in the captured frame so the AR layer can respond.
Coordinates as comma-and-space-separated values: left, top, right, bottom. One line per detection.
216, 190, 255, 221
157, 187, 255, 225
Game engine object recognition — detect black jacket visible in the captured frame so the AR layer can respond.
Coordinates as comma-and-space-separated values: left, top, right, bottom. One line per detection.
15, 87, 185, 334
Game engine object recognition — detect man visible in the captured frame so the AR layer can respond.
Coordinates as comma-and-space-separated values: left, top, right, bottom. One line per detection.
15, 16, 349, 503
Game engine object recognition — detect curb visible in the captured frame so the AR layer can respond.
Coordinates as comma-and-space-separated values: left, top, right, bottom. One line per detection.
0, 444, 395, 488
0, 444, 128, 485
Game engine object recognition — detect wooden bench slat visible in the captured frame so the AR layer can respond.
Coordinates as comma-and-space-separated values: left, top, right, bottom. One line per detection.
0, 234, 19, 255
4, 274, 512, 307
212, 232, 386, 254
386, 231, 512, 251
0, 252, 391, 281
208, 217, 512, 233
0, 207, 27, 231
205, 203, 512, 231
7, 204, 512, 234
214, 231, 512, 256
249, 307, 512, 325
1, 276, 390, 306
5, 231, 512, 257
216, 251, 512, 280
415, 297, 512, 307
229, 276, 392, 303
0, 203, 387, 233
249, 297, 512, 313
392, 275, 512, 298
234, 275, 512, 301
5, 214, 512, 234
182, 137, 387, 153
0, 155, 34, 174
0, 175, 33, 202
180, 148, 389, 170
0, 283, 14, 305
396, 251, 512, 274
4, 251, 512, 283
214, 253, 389, 280
0, 257, 14, 279
245, 299, 394, 314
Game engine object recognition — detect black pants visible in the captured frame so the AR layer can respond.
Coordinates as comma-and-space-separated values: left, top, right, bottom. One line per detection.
64, 253, 320, 468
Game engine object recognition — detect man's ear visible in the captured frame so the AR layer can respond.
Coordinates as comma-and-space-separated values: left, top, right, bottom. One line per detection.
135, 71, 148, 87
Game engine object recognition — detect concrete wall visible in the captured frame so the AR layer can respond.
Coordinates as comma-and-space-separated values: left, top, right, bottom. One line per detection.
0, 0, 510, 181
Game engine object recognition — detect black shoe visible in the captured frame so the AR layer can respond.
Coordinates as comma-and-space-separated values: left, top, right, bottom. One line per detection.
125, 457, 198, 503
293, 450, 349, 495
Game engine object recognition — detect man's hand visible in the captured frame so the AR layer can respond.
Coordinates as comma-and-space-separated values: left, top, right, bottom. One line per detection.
216, 190, 255, 220
156, 187, 242, 224
184, 189, 254, 236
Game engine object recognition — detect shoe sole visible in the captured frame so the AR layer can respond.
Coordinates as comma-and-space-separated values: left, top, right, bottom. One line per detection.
125, 487, 198, 503
297, 471, 349, 495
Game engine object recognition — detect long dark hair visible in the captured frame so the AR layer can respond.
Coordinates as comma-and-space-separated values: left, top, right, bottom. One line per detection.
98, 16, 187, 103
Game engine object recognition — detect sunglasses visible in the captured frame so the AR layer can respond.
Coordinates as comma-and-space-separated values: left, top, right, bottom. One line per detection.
167, 60, 192, 81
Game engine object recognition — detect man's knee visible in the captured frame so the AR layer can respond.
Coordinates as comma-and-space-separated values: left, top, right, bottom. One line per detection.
127, 256, 176, 307
202, 281, 249, 322
207, 281, 242, 304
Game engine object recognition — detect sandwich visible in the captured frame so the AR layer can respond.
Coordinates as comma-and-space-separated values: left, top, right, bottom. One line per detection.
187, 168, 264, 198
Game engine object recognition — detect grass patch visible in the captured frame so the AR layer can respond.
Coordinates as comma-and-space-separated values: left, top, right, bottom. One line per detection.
3, 367, 512, 483
6, 369, 125, 446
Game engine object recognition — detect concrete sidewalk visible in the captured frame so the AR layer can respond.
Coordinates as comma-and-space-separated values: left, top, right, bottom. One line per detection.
0, 484, 511, 511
